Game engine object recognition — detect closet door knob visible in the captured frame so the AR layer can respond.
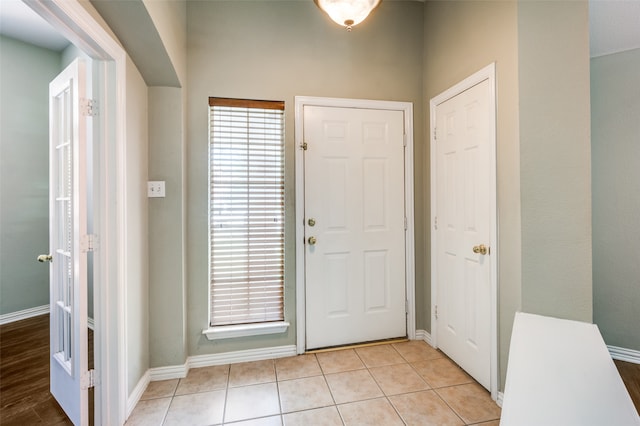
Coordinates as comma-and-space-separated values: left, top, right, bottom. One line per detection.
472, 244, 489, 255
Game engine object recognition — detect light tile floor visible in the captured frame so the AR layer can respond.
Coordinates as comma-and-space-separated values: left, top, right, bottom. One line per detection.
126, 341, 501, 426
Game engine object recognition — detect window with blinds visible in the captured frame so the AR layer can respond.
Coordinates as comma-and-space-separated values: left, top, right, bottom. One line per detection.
208, 97, 285, 327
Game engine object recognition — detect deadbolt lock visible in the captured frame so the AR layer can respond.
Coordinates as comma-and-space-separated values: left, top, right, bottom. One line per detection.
308, 218, 316, 227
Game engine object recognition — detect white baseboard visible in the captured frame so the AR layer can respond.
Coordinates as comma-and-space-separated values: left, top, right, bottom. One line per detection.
188, 344, 297, 369
0, 305, 49, 325
147, 344, 298, 383
126, 370, 150, 419
415, 329, 433, 347
149, 363, 189, 382
608, 345, 640, 364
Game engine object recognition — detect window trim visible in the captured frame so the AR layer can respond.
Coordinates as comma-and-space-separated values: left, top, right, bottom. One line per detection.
202, 321, 290, 341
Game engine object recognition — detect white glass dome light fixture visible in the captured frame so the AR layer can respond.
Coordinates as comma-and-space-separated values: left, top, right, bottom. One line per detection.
314, 0, 382, 32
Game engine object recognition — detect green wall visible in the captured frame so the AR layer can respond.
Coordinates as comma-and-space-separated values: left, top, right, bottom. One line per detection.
424, 0, 593, 388
148, 86, 187, 368
0, 35, 61, 316
125, 54, 151, 394
592, 48, 640, 352
140, 0, 596, 395
185, 1, 425, 356
518, 0, 592, 322
423, 0, 521, 390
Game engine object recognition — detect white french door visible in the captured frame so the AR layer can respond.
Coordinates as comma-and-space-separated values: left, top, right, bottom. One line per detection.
431, 65, 497, 393
48, 58, 90, 425
302, 104, 407, 350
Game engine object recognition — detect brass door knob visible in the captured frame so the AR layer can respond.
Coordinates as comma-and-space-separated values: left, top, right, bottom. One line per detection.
308, 218, 316, 227
37, 254, 53, 263
472, 244, 488, 255
308, 236, 317, 245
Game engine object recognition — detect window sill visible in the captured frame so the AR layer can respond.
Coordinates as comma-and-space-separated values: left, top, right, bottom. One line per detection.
202, 321, 290, 341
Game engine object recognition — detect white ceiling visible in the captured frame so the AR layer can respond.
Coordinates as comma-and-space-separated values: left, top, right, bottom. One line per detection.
0, 0, 638, 56
590, 0, 640, 57
0, 0, 69, 51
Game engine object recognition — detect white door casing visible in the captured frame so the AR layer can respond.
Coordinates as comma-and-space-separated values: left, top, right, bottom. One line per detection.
430, 64, 498, 398
49, 58, 89, 425
295, 97, 416, 353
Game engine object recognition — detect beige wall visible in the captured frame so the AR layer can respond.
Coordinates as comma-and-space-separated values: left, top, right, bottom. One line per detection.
592, 48, 640, 352
186, 1, 426, 355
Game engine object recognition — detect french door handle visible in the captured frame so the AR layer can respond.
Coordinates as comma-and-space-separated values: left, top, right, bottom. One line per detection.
37, 254, 53, 263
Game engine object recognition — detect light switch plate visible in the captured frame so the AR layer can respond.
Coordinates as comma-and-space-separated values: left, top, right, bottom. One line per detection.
147, 181, 166, 198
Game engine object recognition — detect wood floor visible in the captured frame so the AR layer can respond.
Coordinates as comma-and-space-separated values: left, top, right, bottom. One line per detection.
615, 359, 640, 414
1, 315, 639, 425
0, 314, 72, 425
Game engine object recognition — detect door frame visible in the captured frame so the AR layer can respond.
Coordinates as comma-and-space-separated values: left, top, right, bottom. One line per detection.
294, 96, 416, 354
429, 63, 498, 400
26, 0, 128, 424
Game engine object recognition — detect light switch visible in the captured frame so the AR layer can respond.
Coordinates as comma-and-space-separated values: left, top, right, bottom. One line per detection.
147, 181, 166, 198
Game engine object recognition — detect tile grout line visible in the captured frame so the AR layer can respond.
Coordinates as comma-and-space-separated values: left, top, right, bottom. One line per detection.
375, 344, 412, 425
159, 378, 178, 426
401, 348, 466, 421
314, 352, 347, 426
221, 364, 231, 425
430, 386, 468, 425
274, 362, 284, 424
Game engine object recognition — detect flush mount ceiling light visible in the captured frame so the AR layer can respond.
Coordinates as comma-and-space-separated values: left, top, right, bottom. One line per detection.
314, 0, 382, 31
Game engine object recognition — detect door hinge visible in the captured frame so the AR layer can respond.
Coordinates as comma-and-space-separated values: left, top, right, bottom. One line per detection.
434, 216, 438, 230
81, 98, 98, 117
434, 305, 438, 320
81, 369, 99, 389
403, 133, 407, 147
81, 234, 98, 252
433, 127, 437, 141
300, 142, 308, 151
404, 217, 408, 231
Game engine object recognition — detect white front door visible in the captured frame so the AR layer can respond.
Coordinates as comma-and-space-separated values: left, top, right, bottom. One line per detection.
303, 105, 407, 350
432, 72, 495, 391
48, 58, 90, 425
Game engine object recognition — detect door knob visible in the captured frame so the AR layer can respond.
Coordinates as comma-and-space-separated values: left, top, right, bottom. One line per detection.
308, 236, 317, 245
472, 244, 489, 255
37, 254, 53, 263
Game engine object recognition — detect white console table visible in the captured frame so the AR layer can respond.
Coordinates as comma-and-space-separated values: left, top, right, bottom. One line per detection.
501, 312, 639, 426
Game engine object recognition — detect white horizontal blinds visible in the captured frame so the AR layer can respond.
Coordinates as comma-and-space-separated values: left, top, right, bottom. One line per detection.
209, 97, 285, 327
